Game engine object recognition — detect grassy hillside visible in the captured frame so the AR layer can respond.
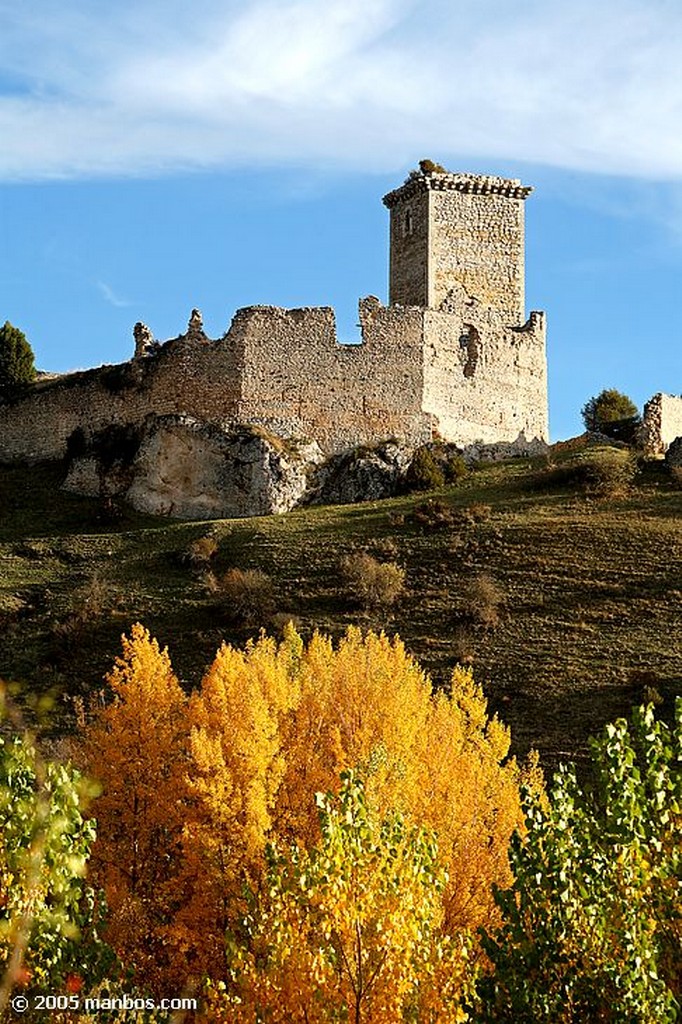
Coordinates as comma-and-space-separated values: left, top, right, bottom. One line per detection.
0, 441, 680, 776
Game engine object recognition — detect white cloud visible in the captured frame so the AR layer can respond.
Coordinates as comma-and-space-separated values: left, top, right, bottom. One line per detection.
97, 281, 132, 308
2, 0, 682, 181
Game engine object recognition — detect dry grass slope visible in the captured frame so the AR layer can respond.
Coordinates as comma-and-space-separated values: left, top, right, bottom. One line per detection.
0, 440, 680, 776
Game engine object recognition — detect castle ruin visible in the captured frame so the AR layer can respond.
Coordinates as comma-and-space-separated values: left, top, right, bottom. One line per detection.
0, 165, 549, 466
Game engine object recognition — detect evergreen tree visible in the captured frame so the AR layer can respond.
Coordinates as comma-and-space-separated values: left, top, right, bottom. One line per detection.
581, 388, 640, 442
0, 322, 36, 388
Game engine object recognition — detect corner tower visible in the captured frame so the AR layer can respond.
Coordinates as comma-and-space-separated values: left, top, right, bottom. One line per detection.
383, 166, 532, 319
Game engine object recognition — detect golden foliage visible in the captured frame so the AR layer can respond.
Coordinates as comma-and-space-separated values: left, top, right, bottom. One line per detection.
81, 623, 539, 1005
80, 624, 189, 991
210, 773, 473, 1024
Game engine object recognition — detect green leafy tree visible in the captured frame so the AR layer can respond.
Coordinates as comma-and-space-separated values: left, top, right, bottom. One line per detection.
581, 388, 640, 442
212, 771, 475, 1023
0, 734, 115, 1019
476, 700, 681, 1022
0, 322, 35, 389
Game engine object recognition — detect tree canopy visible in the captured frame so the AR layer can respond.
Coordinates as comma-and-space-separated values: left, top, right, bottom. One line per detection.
581, 388, 640, 442
0, 322, 36, 389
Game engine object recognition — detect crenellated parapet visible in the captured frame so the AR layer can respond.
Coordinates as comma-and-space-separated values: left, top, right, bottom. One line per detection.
383, 169, 533, 208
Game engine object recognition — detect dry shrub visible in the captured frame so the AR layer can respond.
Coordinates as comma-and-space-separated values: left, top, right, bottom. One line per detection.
269, 612, 302, 636
370, 536, 400, 559
412, 498, 456, 531
52, 574, 115, 642
183, 533, 219, 569
214, 568, 275, 626
341, 552, 405, 611
463, 503, 492, 524
461, 574, 505, 628
581, 449, 637, 497
670, 466, 682, 490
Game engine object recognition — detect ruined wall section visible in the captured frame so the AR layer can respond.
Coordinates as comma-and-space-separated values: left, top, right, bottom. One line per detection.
0, 325, 244, 463
422, 286, 547, 447
236, 298, 433, 452
640, 393, 682, 455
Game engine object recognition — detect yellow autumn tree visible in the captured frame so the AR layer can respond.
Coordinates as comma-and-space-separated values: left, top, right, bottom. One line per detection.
81, 625, 540, 1002
174, 630, 303, 981
210, 772, 474, 1024
272, 628, 540, 943
81, 624, 189, 993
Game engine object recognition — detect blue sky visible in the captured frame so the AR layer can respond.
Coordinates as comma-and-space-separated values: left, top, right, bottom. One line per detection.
1, 0, 681, 441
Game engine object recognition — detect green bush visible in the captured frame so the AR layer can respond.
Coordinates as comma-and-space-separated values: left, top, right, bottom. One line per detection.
404, 446, 467, 493
0, 322, 35, 389
404, 447, 445, 492
0, 733, 116, 1014
475, 700, 682, 1022
581, 388, 640, 442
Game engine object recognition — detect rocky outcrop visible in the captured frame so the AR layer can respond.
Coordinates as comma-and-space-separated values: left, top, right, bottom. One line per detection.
62, 416, 549, 521
63, 415, 324, 519
308, 441, 412, 505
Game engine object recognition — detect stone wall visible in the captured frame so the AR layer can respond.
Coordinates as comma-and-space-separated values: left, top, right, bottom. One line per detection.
0, 320, 244, 462
640, 393, 682, 455
235, 297, 432, 452
0, 165, 549, 469
423, 298, 547, 446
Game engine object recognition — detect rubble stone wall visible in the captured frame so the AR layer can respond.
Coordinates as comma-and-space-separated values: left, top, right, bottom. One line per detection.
235, 298, 432, 452
640, 393, 682, 455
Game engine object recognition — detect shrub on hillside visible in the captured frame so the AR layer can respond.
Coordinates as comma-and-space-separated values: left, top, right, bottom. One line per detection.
211, 567, 275, 626
411, 498, 457, 531
581, 388, 640, 443
340, 552, 405, 611
461, 574, 505, 628
181, 533, 219, 569
529, 448, 637, 497
403, 445, 468, 493
581, 448, 637, 496
404, 447, 445, 491
0, 321, 35, 389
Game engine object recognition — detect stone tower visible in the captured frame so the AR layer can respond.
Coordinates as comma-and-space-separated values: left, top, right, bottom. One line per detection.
383, 166, 532, 319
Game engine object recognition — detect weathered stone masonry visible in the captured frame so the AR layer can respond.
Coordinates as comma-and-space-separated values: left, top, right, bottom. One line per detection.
0, 165, 549, 465
640, 393, 682, 455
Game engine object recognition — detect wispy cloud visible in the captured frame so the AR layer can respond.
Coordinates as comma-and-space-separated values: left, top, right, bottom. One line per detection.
97, 281, 132, 308
2, 0, 682, 181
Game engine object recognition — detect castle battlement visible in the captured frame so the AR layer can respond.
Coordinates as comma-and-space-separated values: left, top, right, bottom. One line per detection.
383, 168, 533, 207
0, 163, 548, 467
